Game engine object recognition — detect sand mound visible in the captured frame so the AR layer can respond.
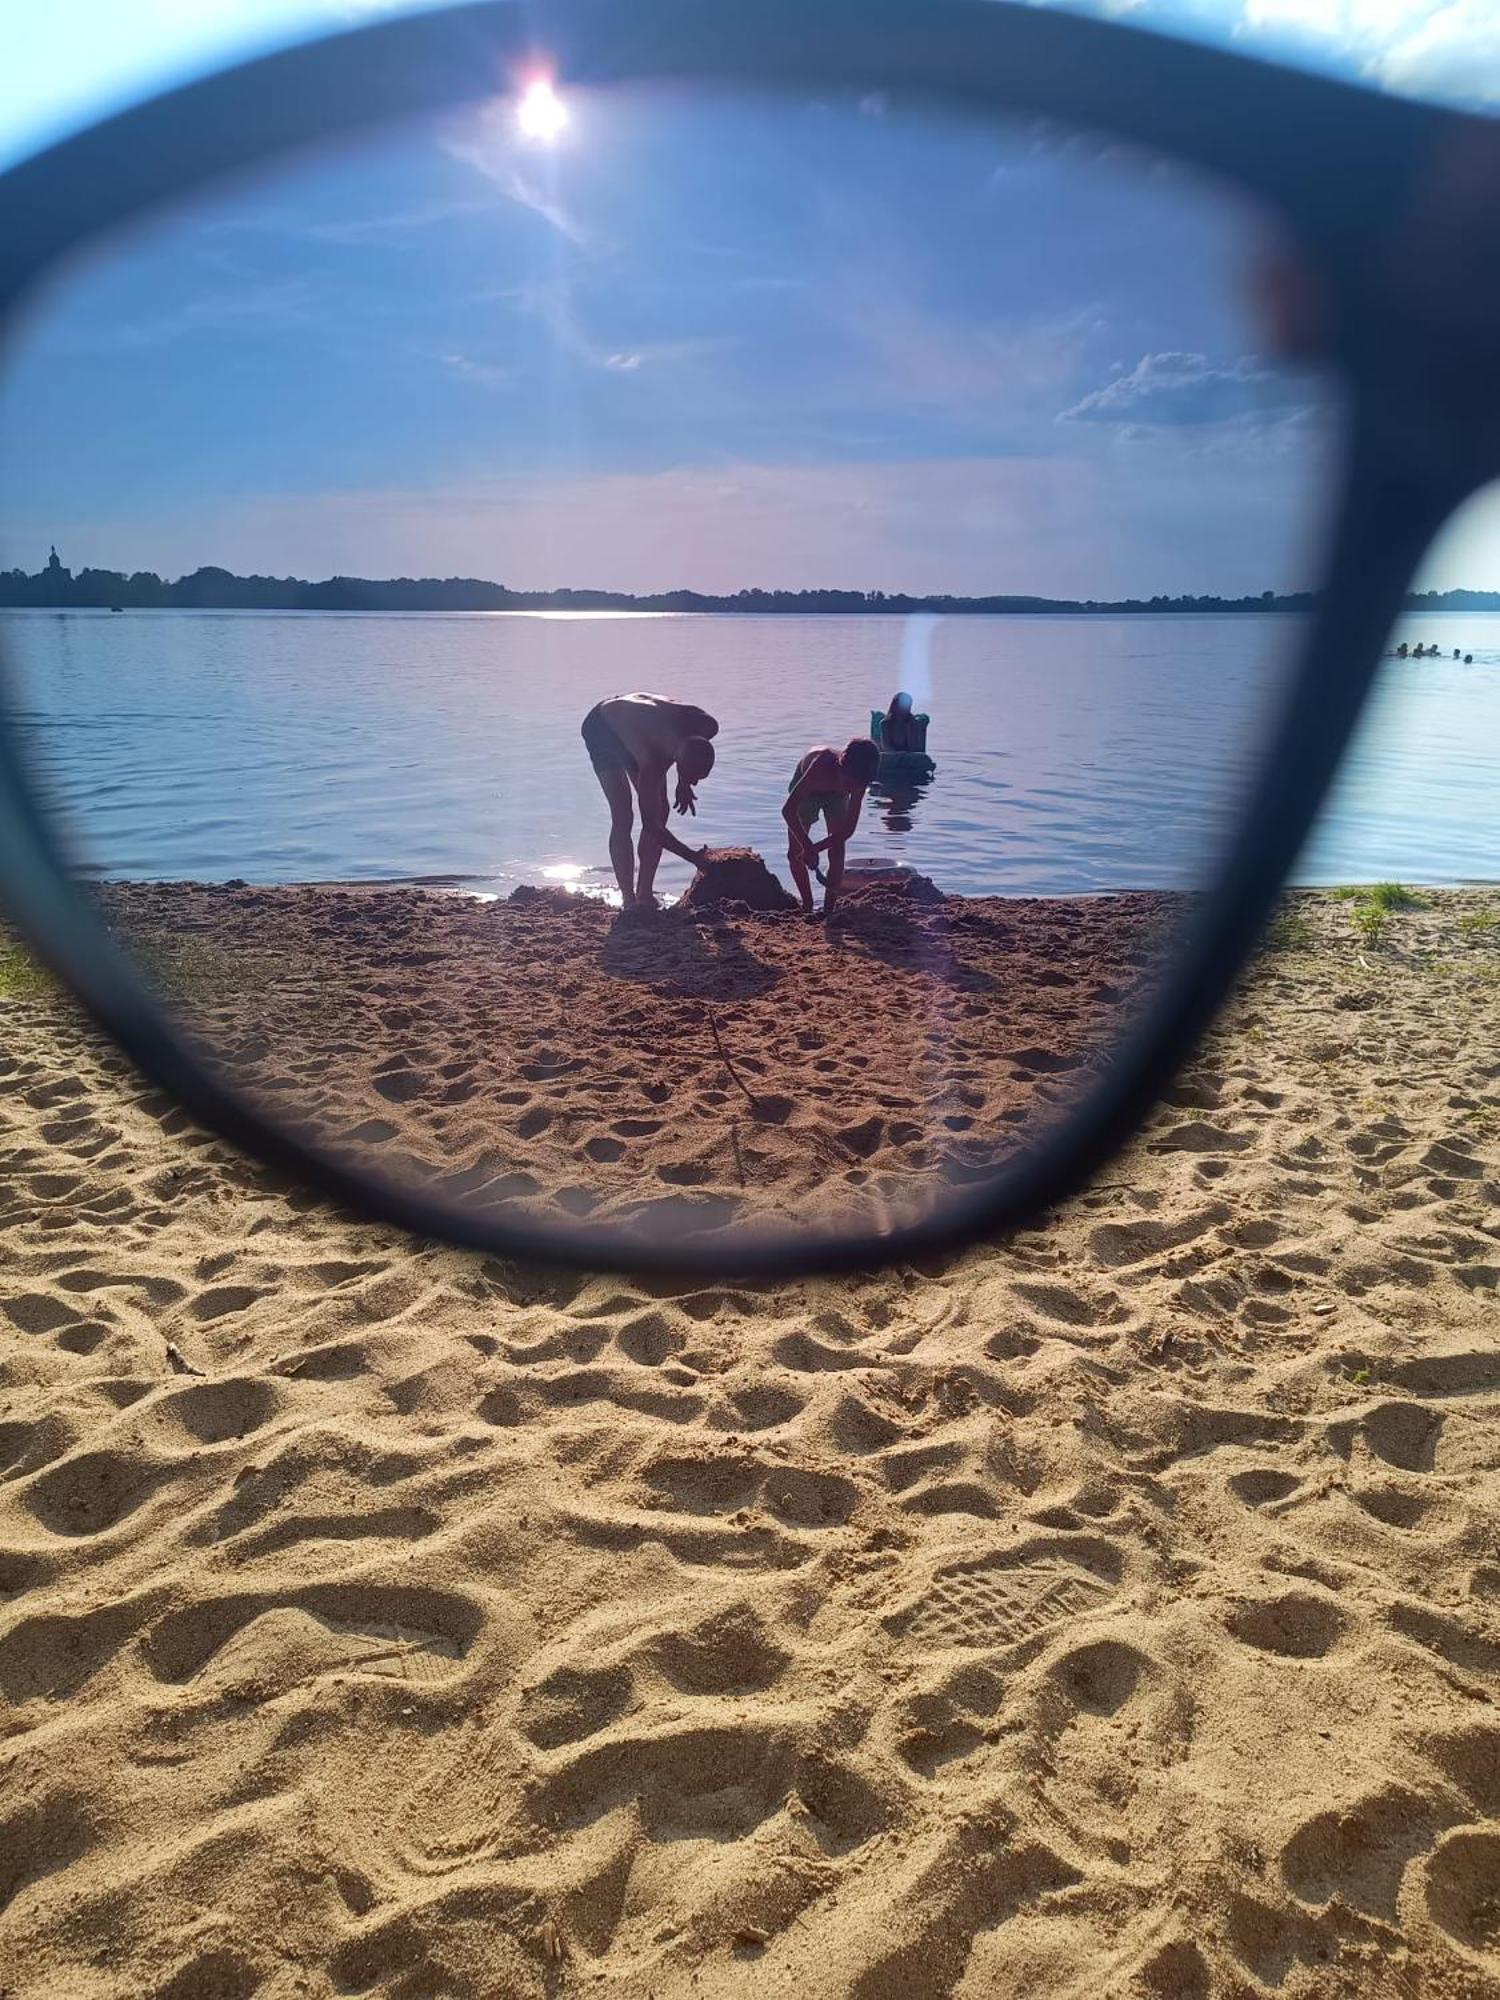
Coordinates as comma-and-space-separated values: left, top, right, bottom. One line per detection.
839, 867, 944, 908
0, 888, 1496, 1997
507, 883, 587, 912
680, 848, 797, 912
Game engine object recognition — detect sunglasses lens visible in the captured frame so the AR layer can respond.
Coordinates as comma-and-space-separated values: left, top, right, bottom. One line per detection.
0, 81, 1342, 1255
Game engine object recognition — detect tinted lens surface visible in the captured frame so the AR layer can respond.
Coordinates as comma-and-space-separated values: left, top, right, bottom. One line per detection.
0, 85, 1339, 1253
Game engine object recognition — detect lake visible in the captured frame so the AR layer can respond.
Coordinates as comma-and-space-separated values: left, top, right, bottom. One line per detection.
2, 609, 1495, 900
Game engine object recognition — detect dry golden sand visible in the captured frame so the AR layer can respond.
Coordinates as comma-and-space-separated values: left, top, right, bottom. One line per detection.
0, 888, 1497, 1999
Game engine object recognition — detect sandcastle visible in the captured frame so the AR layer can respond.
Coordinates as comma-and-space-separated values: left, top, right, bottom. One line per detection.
679, 847, 798, 912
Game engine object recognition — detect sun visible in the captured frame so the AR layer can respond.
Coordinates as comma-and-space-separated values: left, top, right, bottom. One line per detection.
516, 77, 569, 145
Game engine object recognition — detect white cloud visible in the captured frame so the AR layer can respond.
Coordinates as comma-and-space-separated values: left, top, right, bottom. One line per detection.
1062, 350, 1308, 426
436, 350, 511, 390
487, 277, 726, 378
1371, 1, 1500, 101
440, 112, 592, 249
1232, 0, 1500, 101
44, 279, 319, 355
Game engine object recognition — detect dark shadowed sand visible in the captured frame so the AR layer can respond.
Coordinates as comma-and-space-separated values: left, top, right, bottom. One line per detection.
92, 868, 1179, 1241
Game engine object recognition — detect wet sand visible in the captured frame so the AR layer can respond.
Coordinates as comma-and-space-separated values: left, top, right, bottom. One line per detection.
0, 886, 1497, 1998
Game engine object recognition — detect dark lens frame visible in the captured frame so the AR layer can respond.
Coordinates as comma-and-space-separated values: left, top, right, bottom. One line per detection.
0, 0, 1492, 1277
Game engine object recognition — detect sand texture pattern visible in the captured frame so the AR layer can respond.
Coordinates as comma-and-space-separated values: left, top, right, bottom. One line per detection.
0, 889, 1497, 1998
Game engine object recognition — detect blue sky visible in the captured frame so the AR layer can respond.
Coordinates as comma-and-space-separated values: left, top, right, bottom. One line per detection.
2, 1, 1498, 596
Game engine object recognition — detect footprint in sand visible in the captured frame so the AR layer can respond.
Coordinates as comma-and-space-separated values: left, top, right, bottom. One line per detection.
1225, 1589, 1348, 1660
1281, 1785, 1454, 1921
707, 1382, 807, 1433
1228, 1467, 1302, 1509
152, 1948, 262, 2000
640, 1449, 858, 1530
1423, 1828, 1500, 1963
0, 1789, 100, 1918
884, 1537, 1120, 1653
21, 1447, 188, 1539
141, 1581, 484, 1691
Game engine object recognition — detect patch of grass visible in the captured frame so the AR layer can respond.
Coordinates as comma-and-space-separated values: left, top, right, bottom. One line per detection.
1423, 958, 1500, 993
1365, 881, 1425, 912
1458, 908, 1499, 937
1334, 881, 1425, 945
0, 942, 51, 1000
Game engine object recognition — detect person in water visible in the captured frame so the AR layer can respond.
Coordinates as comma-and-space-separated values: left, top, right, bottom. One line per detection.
580, 693, 717, 909
883, 690, 921, 753
782, 737, 881, 916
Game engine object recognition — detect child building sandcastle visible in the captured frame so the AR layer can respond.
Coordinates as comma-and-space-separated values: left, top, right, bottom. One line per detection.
681, 847, 943, 913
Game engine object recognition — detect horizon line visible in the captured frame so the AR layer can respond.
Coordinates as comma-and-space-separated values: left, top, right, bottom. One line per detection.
5, 555, 1500, 614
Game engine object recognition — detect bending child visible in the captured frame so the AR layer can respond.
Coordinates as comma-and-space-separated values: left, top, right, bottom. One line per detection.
782, 737, 881, 917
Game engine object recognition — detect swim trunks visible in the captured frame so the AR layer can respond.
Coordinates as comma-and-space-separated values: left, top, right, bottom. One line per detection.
788, 760, 847, 831
581, 702, 636, 777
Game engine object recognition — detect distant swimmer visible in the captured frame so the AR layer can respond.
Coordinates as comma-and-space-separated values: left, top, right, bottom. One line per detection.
1396, 641, 1410, 657
1466, 653, 1474, 663
883, 690, 921, 753
580, 693, 718, 910
782, 737, 881, 916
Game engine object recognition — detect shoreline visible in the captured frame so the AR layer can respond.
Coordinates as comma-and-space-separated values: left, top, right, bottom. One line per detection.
60, 869, 1500, 900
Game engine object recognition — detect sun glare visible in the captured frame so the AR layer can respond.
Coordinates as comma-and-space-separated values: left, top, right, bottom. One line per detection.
516, 77, 569, 144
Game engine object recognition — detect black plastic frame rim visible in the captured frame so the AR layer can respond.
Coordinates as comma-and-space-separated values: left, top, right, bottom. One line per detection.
0, 0, 1492, 1278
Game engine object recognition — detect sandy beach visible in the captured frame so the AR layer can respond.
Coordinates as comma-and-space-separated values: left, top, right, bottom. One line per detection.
1, 885, 1497, 1998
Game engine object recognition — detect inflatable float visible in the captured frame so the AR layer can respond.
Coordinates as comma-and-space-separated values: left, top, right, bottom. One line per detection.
868, 707, 936, 780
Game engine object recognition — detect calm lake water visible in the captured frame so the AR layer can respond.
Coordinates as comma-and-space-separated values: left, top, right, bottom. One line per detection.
2, 609, 1496, 899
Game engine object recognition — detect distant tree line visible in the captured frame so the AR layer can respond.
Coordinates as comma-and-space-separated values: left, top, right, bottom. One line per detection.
5, 554, 1499, 616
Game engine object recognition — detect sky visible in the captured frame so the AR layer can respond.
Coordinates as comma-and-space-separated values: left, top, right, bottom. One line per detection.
2, 0, 1498, 597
